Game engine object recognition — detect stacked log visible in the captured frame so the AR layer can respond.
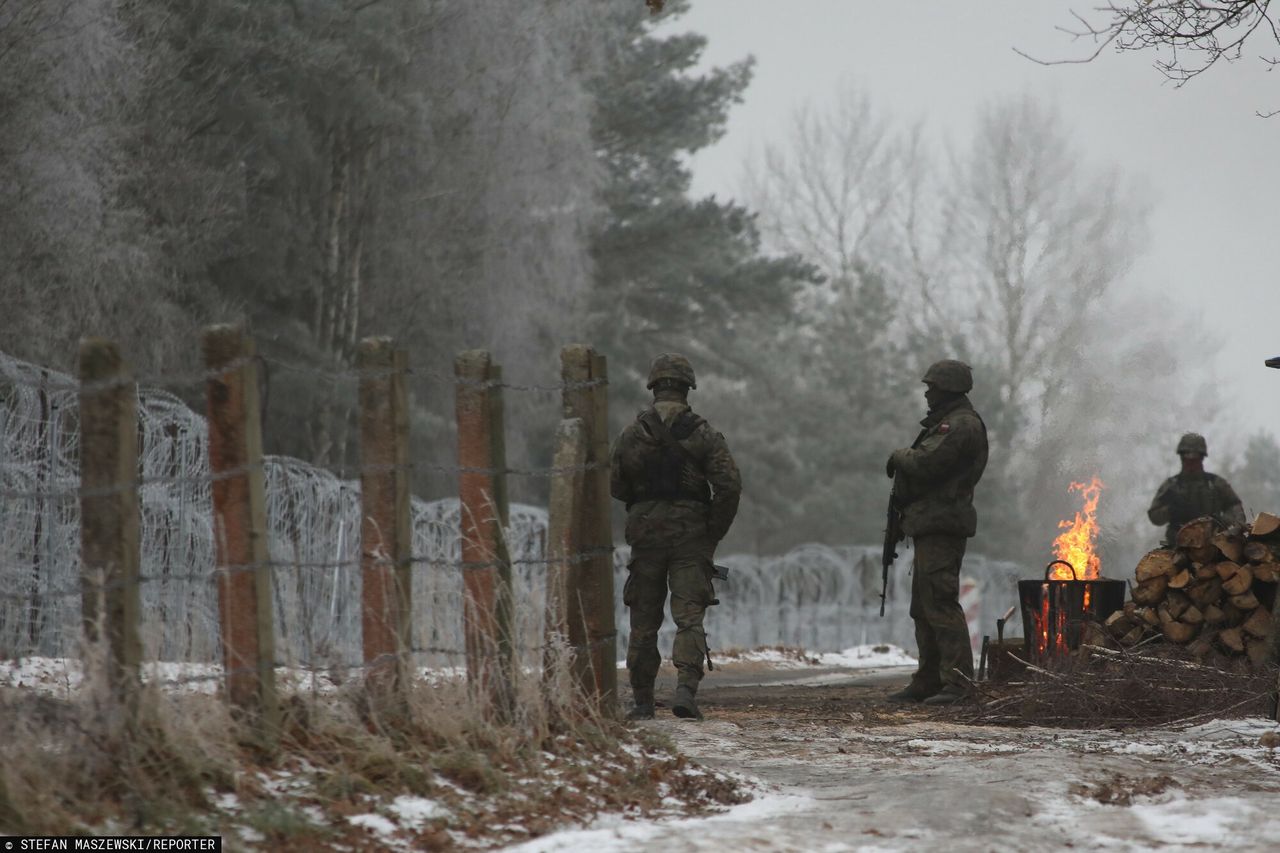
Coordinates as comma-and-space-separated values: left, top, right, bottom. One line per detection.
1104, 513, 1280, 668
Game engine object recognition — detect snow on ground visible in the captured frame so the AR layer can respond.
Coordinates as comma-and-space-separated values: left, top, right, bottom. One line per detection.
0, 655, 470, 697
711, 644, 915, 670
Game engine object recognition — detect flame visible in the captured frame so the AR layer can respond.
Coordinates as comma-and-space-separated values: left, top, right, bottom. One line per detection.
1050, 476, 1104, 581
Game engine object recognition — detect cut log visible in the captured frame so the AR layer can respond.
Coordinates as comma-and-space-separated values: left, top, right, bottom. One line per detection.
1105, 610, 1129, 629
1176, 517, 1217, 550
1182, 605, 1204, 625
1161, 621, 1197, 644
1132, 575, 1168, 606
1228, 589, 1259, 607
1187, 578, 1223, 609
1165, 590, 1192, 620
1120, 626, 1145, 646
1222, 602, 1246, 626
1212, 532, 1245, 563
1253, 563, 1279, 584
1243, 607, 1271, 638
1250, 512, 1280, 539
1135, 549, 1178, 582
1229, 591, 1260, 611
1123, 600, 1138, 616
1194, 563, 1219, 581
1215, 561, 1242, 581
1189, 545, 1221, 565
1203, 604, 1226, 625
1243, 541, 1275, 564
1080, 621, 1115, 651
1136, 606, 1161, 627
1188, 631, 1216, 661
1156, 602, 1174, 625
1167, 568, 1192, 590
1218, 627, 1246, 653
1247, 638, 1270, 669
1222, 565, 1254, 596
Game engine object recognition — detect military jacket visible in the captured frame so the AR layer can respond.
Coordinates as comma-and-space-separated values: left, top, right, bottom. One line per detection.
1148, 471, 1245, 545
610, 403, 741, 549
892, 397, 988, 538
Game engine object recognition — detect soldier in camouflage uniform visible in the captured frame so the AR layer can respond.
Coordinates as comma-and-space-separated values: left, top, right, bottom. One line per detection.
1148, 433, 1245, 547
885, 359, 988, 706
611, 354, 741, 721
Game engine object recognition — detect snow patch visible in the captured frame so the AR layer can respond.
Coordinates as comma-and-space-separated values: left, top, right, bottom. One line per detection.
388, 795, 451, 828
818, 644, 917, 669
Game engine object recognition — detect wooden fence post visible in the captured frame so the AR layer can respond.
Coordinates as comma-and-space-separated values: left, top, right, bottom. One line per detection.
203, 325, 279, 739
357, 338, 412, 710
560, 345, 617, 710
78, 338, 142, 709
545, 418, 587, 676
455, 350, 514, 717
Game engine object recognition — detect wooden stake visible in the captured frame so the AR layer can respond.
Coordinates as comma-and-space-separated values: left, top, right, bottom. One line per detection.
560, 345, 617, 710
203, 325, 279, 739
78, 338, 141, 708
357, 339, 412, 710
455, 350, 514, 717
545, 418, 587, 676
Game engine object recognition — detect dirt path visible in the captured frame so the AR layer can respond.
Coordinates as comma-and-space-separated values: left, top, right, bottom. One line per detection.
517, 664, 1280, 852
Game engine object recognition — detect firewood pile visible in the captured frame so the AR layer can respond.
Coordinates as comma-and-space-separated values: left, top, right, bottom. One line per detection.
1104, 512, 1280, 668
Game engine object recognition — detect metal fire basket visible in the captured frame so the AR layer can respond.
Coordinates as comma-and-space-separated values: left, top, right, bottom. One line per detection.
1018, 561, 1126, 661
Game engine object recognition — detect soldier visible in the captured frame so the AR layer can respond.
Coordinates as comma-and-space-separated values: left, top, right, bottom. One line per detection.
885, 359, 988, 706
1148, 433, 1245, 547
611, 353, 741, 721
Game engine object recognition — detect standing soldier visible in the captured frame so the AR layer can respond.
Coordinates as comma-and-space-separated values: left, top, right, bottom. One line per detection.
1148, 433, 1245, 546
885, 359, 988, 706
611, 353, 741, 721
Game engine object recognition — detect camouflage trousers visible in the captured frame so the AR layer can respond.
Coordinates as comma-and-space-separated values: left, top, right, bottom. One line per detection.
623, 538, 716, 691
908, 534, 974, 690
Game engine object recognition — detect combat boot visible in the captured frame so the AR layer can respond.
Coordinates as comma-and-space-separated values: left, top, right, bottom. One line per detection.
922, 684, 971, 706
886, 680, 941, 703
627, 687, 655, 721
672, 684, 702, 720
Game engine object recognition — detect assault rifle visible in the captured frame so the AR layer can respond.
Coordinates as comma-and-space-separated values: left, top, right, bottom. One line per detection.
881, 491, 904, 617
1267, 356, 1280, 369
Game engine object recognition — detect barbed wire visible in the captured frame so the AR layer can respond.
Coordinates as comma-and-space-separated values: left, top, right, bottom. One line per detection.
0, 546, 616, 605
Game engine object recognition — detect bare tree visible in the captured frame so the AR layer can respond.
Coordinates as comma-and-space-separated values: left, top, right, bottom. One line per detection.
1024, 1, 1280, 113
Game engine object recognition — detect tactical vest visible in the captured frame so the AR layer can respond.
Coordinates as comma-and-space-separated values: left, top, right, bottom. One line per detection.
630, 409, 711, 506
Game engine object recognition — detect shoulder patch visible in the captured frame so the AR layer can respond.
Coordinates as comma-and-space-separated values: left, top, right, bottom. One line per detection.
938, 423, 951, 434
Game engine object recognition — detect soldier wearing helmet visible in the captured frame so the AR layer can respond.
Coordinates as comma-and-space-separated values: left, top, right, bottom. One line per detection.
610, 353, 741, 721
1147, 433, 1244, 546
884, 359, 988, 706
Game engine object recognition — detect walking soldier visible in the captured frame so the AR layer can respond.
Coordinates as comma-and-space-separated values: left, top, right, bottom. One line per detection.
610, 354, 741, 720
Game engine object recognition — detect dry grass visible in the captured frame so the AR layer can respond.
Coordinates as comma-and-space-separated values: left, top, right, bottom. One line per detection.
968, 644, 1276, 730
0, 642, 747, 847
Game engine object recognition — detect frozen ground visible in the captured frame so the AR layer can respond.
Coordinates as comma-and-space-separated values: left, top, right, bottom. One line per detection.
511, 653, 1280, 853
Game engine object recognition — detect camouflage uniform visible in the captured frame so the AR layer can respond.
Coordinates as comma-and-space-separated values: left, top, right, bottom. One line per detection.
1148, 433, 1245, 546
611, 356, 741, 706
888, 360, 988, 697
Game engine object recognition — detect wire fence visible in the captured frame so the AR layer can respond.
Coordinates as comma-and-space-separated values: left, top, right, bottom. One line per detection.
1, 347, 1030, 694
0, 350, 588, 674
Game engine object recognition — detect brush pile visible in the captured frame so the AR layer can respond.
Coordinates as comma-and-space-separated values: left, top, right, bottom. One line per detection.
1102, 512, 1280, 668
969, 647, 1273, 728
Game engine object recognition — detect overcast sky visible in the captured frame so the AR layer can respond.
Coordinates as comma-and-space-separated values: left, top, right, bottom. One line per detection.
664, 0, 1278, 455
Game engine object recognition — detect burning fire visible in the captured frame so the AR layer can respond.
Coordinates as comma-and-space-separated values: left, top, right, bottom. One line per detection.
1049, 476, 1104, 580
1034, 476, 1105, 659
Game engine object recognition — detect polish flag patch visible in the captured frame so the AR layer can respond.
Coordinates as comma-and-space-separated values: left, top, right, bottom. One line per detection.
938, 423, 951, 434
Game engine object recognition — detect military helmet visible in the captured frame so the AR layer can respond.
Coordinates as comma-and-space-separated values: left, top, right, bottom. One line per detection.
1176, 432, 1208, 457
646, 353, 696, 390
921, 359, 973, 393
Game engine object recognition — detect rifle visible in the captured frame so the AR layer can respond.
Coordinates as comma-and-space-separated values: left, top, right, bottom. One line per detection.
881, 490, 904, 617
1267, 356, 1280, 369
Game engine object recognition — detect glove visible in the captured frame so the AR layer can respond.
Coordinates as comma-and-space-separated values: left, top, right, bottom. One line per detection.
886, 449, 907, 479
